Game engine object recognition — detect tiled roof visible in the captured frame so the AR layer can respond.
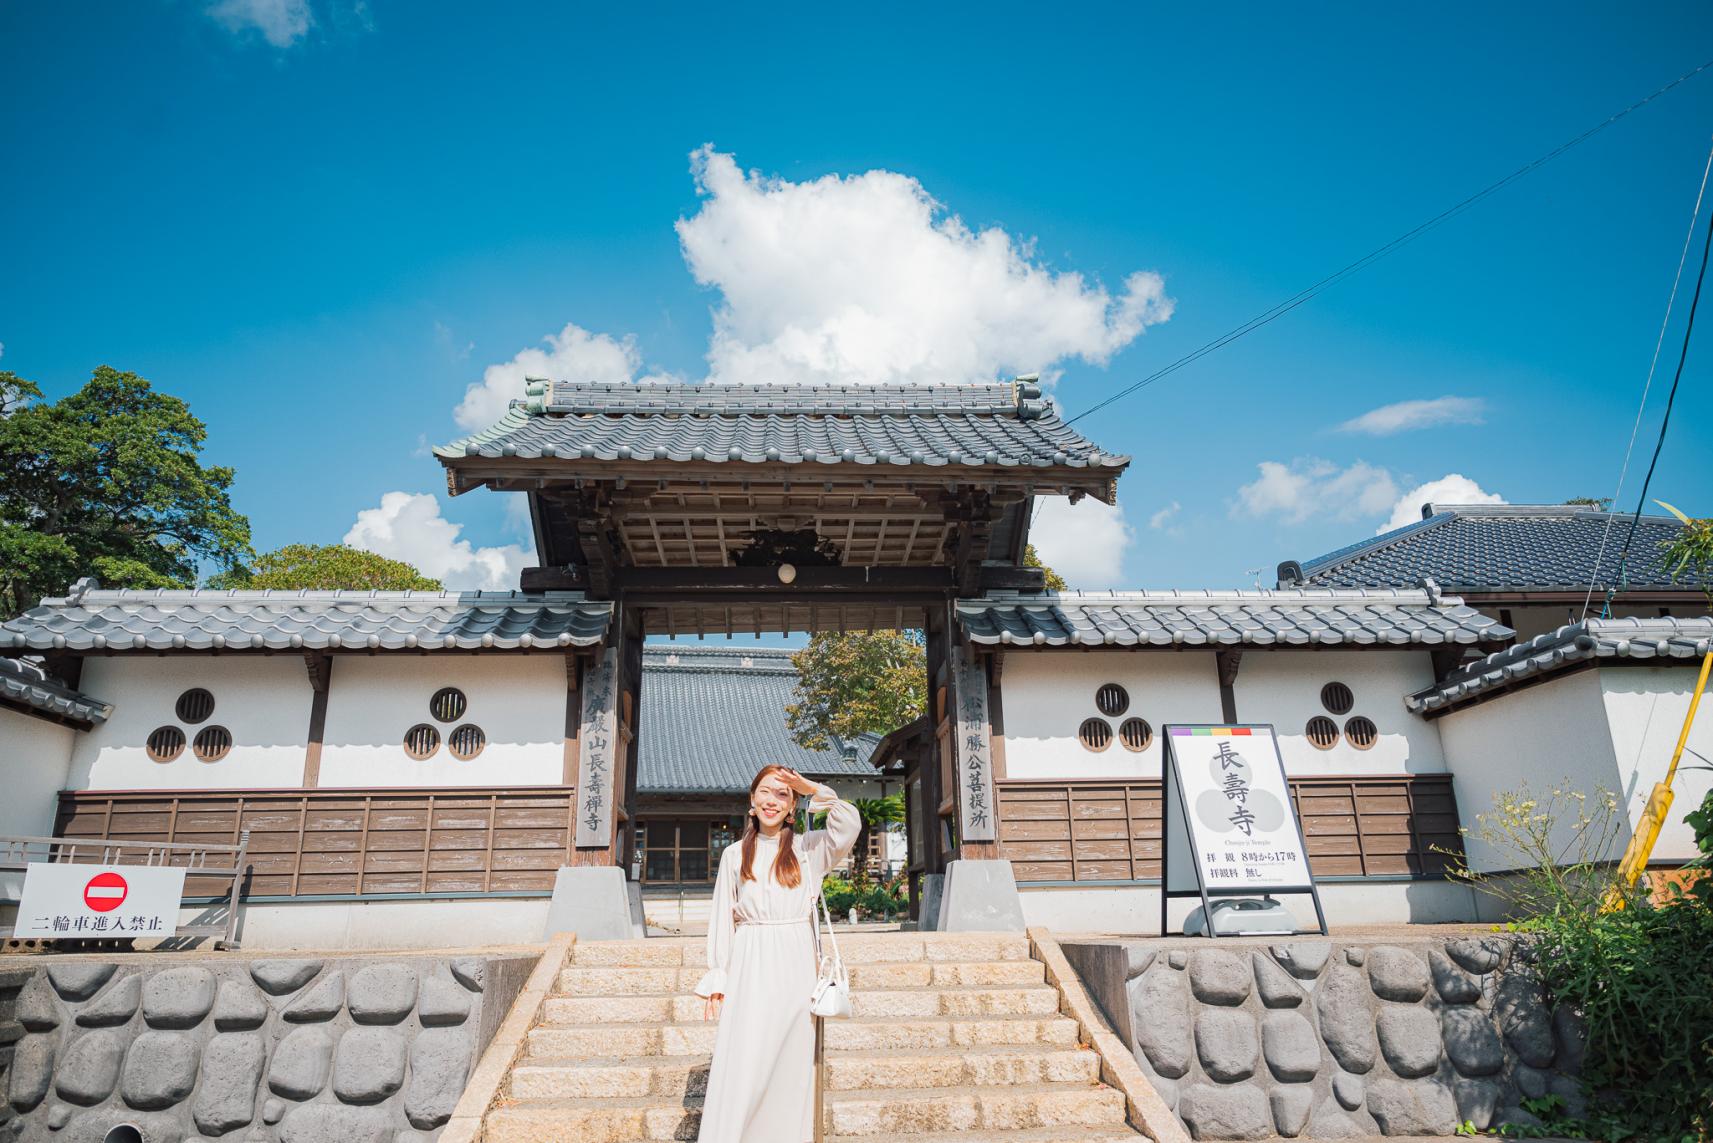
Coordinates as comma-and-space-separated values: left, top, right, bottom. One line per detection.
0, 657, 111, 726
0, 586, 613, 653
435, 379, 1128, 473
1280, 503, 1688, 592
637, 646, 882, 794
1406, 616, 1713, 714
957, 587, 1511, 648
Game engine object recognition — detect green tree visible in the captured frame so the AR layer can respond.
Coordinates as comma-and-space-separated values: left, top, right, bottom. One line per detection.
209, 544, 442, 591
1024, 543, 1068, 591
1657, 501, 1713, 605
0, 367, 252, 617
848, 793, 905, 886
1564, 496, 1613, 510
786, 629, 927, 751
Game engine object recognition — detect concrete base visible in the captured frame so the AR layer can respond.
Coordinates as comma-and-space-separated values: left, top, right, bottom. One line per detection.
917, 873, 945, 932
936, 859, 1026, 932
1018, 878, 1484, 933
544, 866, 646, 941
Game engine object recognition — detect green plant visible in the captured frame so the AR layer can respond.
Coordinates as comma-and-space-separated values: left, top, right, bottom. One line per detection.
820, 873, 856, 918
1454, 1120, 1480, 1137
1656, 500, 1713, 603
1440, 781, 1633, 917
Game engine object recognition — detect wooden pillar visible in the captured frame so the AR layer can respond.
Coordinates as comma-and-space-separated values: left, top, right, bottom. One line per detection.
301, 652, 331, 788
1216, 649, 1242, 725
617, 608, 644, 876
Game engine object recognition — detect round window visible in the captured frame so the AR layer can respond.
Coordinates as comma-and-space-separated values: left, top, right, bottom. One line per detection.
448, 724, 486, 760
1095, 684, 1129, 717
175, 688, 215, 724
1306, 716, 1340, 750
1345, 716, 1379, 750
404, 724, 441, 760
1320, 682, 1354, 716
192, 726, 232, 762
1118, 718, 1153, 752
429, 687, 468, 723
146, 726, 185, 763
1078, 718, 1113, 752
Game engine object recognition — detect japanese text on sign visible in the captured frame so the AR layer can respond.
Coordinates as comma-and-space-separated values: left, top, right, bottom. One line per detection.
952, 657, 995, 842
13, 865, 186, 940
1164, 726, 1313, 890
574, 647, 620, 849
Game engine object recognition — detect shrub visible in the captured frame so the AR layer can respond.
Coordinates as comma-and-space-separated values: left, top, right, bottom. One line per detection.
820, 873, 856, 918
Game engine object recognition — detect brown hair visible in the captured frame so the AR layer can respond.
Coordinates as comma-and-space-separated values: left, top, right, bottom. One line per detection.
739, 764, 802, 889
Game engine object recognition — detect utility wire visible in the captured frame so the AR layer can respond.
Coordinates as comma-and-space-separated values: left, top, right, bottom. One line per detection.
1065, 58, 1713, 427
1600, 179, 1713, 617
1579, 138, 1713, 621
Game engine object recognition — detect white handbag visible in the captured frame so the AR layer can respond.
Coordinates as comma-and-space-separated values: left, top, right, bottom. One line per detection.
809, 887, 852, 1018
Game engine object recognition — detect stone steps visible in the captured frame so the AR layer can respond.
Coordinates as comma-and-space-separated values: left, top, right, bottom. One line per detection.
482, 932, 1144, 1143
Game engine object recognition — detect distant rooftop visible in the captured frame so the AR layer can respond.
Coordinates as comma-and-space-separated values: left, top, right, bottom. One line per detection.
1406, 615, 1713, 715
637, 645, 882, 794
0, 656, 110, 727
1279, 503, 1689, 594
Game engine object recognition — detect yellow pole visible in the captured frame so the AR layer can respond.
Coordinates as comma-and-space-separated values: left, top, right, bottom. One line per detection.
1604, 648, 1713, 910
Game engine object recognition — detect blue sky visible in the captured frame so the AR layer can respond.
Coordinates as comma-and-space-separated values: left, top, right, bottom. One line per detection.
4, 1, 1713, 602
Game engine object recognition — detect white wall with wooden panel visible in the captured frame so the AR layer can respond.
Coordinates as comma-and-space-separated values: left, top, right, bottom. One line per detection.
1234, 650, 1448, 776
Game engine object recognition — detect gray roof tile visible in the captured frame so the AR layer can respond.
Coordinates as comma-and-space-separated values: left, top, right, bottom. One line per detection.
0, 588, 613, 653
434, 380, 1128, 472
1281, 504, 1688, 592
0, 657, 112, 726
1406, 616, 1713, 714
638, 646, 881, 793
959, 588, 1510, 648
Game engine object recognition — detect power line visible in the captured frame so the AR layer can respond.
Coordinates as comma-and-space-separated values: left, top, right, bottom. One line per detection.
1065, 58, 1713, 426
1579, 138, 1713, 621
1601, 175, 1713, 616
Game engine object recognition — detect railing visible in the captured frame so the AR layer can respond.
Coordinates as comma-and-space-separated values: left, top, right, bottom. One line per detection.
996, 774, 1462, 883
0, 833, 250, 948
56, 786, 580, 899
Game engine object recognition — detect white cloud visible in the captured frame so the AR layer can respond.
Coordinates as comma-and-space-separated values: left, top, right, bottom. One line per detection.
1029, 496, 1134, 589
675, 147, 1173, 386
1337, 396, 1486, 436
208, 0, 312, 47
433, 321, 474, 363
1149, 501, 1181, 530
344, 491, 534, 591
1378, 474, 1504, 533
453, 322, 643, 431
1233, 459, 1399, 524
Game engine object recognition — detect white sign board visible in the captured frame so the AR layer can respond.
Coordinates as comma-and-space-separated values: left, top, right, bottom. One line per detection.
951, 656, 996, 842
13, 864, 185, 939
1163, 726, 1314, 891
574, 647, 621, 849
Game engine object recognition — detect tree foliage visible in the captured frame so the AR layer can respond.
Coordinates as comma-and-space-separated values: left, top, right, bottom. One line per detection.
0, 367, 252, 617
1563, 496, 1613, 509
786, 629, 926, 751
1657, 500, 1713, 604
208, 544, 442, 591
1024, 543, 1068, 591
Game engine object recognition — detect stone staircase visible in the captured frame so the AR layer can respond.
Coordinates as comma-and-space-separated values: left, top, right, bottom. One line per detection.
483, 931, 1145, 1142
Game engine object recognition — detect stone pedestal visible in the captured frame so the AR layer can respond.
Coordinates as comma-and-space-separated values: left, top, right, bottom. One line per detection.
543, 867, 644, 941
917, 874, 945, 932
936, 859, 1026, 932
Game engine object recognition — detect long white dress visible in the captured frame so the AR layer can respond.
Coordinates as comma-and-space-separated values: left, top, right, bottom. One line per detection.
693, 784, 860, 1143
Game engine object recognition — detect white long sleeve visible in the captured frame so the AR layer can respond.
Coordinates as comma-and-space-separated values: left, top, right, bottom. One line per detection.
695, 843, 737, 997
804, 783, 861, 879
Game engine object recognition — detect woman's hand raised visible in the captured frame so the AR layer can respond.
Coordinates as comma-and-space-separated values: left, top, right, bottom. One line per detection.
776, 768, 819, 797
703, 993, 724, 1021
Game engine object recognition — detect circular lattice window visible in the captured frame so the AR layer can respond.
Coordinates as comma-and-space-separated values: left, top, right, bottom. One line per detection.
1095, 683, 1130, 717
175, 688, 215, 724
448, 724, 487, 760
429, 687, 468, 723
1320, 682, 1354, 716
1345, 716, 1378, 750
1078, 718, 1113, 752
1306, 716, 1340, 750
1118, 717, 1153, 752
146, 726, 186, 763
405, 724, 441, 760
193, 726, 232, 763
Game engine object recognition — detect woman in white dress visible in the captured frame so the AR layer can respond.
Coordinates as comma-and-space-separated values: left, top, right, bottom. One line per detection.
693, 764, 860, 1143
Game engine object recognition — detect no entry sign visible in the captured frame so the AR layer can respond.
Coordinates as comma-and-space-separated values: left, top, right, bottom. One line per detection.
83, 872, 128, 912
13, 864, 185, 939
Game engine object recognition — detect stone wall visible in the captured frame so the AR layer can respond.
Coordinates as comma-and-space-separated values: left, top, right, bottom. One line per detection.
1062, 936, 1583, 1140
0, 951, 534, 1143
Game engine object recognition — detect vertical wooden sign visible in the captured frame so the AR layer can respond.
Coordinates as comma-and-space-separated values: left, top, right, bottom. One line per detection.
574, 647, 620, 850
952, 655, 996, 842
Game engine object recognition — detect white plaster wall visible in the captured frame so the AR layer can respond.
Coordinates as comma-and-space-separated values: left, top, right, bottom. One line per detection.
1598, 667, 1713, 863
1017, 879, 1481, 933
318, 655, 566, 788
1435, 670, 1625, 874
1234, 650, 1448, 776
0, 710, 77, 896
999, 651, 1224, 780
70, 657, 311, 790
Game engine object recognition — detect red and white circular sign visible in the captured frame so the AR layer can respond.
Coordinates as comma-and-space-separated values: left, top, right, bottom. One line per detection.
83, 871, 128, 913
